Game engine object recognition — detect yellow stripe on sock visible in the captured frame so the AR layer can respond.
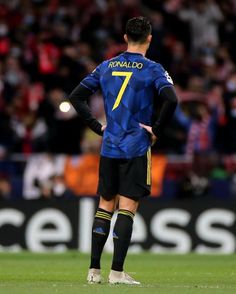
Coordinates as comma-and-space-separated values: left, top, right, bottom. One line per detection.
96, 211, 112, 218
95, 214, 111, 221
147, 147, 151, 185
119, 209, 134, 217
95, 212, 111, 218
118, 210, 134, 219
95, 212, 112, 221
119, 211, 134, 219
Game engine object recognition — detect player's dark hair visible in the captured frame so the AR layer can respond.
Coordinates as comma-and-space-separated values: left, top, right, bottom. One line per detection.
125, 16, 152, 43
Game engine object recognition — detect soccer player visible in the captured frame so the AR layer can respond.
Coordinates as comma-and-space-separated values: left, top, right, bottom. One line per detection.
69, 16, 178, 285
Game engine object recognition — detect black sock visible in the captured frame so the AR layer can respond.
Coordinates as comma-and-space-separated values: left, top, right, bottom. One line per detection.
90, 208, 113, 269
111, 209, 134, 272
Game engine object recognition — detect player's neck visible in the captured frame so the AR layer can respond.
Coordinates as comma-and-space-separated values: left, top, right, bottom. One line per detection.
126, 45, 147, 56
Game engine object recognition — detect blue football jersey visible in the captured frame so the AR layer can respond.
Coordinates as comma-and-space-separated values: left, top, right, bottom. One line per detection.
80, 52, 174, 158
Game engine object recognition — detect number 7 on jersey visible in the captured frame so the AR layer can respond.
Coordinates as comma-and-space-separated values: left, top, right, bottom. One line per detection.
112, 71, 133, 110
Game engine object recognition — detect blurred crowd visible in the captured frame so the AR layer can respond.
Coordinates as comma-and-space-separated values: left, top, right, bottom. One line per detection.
1, 0, 236, 199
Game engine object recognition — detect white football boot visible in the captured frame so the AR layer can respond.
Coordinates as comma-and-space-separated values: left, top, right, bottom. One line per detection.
108, 270, 140, 285
87, 268, 102, 284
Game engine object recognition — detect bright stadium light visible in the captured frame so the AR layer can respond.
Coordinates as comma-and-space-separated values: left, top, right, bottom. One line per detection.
59, 101, 71, 113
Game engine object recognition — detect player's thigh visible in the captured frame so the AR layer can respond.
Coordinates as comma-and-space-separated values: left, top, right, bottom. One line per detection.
99, 195, 119, 212
97, 156, 119, 200
118, 152, 151, 200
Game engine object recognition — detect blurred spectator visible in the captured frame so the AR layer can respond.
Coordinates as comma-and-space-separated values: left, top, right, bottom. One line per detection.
230, 173, 236, 198
23, 153, 66, 199
0, 176, 11, 200
177, 153, 213, 199
147, 12, 167, 63
178, 0, 223, 57
174, 101, 216, 156
223, 72, 236, 153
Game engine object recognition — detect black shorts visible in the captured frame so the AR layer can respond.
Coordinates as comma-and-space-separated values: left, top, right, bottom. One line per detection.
97, 150, 151, 201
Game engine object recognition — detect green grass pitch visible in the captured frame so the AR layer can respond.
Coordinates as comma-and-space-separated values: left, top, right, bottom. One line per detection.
0, 252, 236, 294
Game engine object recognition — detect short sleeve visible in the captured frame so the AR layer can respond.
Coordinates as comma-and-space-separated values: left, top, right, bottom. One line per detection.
154, 64, 174, 95
80, 64, 101, 93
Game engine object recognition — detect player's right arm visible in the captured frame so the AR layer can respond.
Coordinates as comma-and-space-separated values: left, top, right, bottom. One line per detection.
68, 65, 104, 136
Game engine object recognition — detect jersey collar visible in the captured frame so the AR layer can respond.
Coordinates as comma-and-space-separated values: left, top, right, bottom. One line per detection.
123, 51, 144, 57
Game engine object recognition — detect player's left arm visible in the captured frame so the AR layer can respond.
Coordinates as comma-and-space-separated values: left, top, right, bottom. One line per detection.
140, 65, 178, 142
140, 87, 178, 141
68, 65, 105, 136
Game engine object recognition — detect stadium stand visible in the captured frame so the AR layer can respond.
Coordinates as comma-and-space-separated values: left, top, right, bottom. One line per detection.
0, 0, 236, 200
